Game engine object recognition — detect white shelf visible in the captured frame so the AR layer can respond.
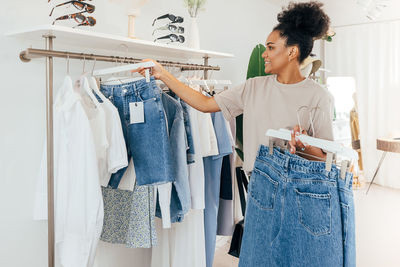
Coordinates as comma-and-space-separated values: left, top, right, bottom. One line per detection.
5, 25, 234, 60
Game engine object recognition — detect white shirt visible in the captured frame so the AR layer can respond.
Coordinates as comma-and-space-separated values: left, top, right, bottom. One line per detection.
189, 84, 219, 157
93, 94, 128, 187
187, 105, 206, 209
34, 76, 103, 267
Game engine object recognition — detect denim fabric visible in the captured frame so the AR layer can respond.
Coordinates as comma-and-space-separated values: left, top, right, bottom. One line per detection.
100, 77, 173, 187
180, 100, 196, 164
168, 91, 196, 164
204, 112, 233, 267
155, 92, 191, 223
239, 145, 354, 267
337, 166, 356, 267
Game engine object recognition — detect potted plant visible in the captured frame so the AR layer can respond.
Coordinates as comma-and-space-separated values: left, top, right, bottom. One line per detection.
183, 0, 206, 49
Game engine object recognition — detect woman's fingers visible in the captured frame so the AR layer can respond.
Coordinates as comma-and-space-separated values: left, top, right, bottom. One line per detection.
290, 125, 309, 153
289, 130, 296, 154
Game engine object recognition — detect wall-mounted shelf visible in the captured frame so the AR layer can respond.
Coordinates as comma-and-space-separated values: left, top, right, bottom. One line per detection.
5, 24, 234, 60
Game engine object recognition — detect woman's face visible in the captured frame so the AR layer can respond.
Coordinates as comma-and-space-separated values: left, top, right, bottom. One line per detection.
262, 30, 294, 74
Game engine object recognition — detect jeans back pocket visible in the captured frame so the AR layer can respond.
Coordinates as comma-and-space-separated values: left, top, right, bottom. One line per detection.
249, 168, 279, 210
295, 189, 331, 236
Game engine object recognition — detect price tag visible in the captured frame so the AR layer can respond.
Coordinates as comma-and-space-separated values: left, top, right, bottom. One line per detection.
129, 102, 144, 124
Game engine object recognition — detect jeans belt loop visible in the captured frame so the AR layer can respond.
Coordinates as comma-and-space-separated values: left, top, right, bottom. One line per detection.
284, 158, 290, 172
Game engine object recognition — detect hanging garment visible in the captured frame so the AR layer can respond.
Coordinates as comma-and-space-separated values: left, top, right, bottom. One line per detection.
91, 89, 128, 187
100, 185, 157, 248
203, 112, 233, 267
100, 156, 157, 248
188, 83, 219, 157
79, 77, 128, 266
180, 99, 196, 164
217, 118, 237, 236
187, 104, 206, 210
34, 76, 103, 267
239, 145, 356, 267
100, 77, 174, 187
155, 92, 191, 224
151, 210, 206, 267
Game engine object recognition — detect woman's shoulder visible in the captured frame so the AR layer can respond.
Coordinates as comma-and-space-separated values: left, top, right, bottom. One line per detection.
305, 79, 334, 103
244, 75, 275, 91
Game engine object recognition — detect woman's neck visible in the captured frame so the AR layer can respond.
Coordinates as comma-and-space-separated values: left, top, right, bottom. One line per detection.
276, 64, 305, 84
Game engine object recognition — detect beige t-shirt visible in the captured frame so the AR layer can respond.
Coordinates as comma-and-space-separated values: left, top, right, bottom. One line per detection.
214, 74, 334, 173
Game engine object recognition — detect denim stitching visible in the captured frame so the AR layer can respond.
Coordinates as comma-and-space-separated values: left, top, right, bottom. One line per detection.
271, 182, 286, 246
295, 188, 332, 236
249, 168, 278, 211
340, 202, 349, 245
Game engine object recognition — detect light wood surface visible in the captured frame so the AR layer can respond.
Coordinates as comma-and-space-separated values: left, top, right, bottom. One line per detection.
377, 137, 400, 153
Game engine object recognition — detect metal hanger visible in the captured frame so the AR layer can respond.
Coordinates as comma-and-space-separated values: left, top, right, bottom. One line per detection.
266, 105, 357, 178
78, 56, 100, 107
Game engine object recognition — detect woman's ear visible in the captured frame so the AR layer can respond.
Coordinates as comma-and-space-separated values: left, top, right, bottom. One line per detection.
288, 46, 299, 62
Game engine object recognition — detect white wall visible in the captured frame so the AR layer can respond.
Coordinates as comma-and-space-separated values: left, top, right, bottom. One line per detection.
0, 0, 279, 266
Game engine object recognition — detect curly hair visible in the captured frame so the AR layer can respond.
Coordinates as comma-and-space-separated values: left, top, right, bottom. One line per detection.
273, 1, 330, 63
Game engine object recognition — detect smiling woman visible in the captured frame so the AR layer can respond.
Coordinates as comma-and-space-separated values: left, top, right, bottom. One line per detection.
134, 1, 333, 168
133, 2, 337, 265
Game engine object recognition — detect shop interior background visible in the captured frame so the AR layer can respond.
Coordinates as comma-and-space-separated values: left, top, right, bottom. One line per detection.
1, 0, 400, 266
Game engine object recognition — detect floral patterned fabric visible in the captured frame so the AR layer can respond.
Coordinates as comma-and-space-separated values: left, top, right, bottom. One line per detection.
100, 185, 157, 248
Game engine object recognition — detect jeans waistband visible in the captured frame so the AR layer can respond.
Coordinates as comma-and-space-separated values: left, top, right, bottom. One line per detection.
100, 77, 158, 97
257, 145, 353, 189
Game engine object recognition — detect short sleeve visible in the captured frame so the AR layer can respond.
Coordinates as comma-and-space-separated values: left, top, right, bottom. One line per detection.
214, 81, 247, 121
106, 104, 128, 173
311, 91, 335, 141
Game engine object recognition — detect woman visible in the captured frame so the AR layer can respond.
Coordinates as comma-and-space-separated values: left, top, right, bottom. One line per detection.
136, 1, 338, 266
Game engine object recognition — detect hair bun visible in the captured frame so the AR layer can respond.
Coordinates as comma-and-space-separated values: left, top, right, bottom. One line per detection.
277, 1, 330, 39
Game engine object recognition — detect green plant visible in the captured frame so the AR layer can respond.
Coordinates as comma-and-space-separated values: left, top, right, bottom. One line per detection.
183, 0, 207, 17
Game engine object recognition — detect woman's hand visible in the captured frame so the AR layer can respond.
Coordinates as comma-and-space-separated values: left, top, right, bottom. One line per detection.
131, 58, 166, 80
289, 125, 326, 161
289, 125, 309, 154
130, 58, 221, 113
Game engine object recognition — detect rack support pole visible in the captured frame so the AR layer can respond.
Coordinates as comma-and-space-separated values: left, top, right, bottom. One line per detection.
44, 34, 55, 267
203, 56, 209, 79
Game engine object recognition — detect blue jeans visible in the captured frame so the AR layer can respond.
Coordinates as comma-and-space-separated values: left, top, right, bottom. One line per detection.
155, 92, 191, 223
337, 163, 356, 267
239, 146, 355, 267
100, 78, 173, 187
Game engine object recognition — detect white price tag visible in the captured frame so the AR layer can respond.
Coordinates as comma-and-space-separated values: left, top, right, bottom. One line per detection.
129, 102, 145, 124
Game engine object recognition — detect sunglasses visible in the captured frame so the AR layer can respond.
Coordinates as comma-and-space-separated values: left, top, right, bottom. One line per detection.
154, 34, 185, 43
49, 1, 95, 17
152, 23, 184, 35
52, 12, 96, 27
48, 0, 92, 2
152, 14, 184, 26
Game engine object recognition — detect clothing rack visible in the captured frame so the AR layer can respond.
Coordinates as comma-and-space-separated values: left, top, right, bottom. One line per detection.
19, 34, 221, 267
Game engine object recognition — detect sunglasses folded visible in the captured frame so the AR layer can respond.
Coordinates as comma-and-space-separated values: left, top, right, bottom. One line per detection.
152, 23, 184, 35
152, 14, 184, 26
49, 0, 95, 17
52, 11, 96, 27
154, 33, 185, 43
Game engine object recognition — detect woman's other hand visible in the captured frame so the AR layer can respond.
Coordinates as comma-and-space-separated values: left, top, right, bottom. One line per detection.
289, 125, 309, 154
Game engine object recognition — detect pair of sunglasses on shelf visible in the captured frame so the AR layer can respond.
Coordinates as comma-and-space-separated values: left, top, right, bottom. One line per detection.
152, 23, 184, 35
154, 34, 185, 44
152, 14, 184, 26
49, 0, 95, 16
52, 11, 96, 27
